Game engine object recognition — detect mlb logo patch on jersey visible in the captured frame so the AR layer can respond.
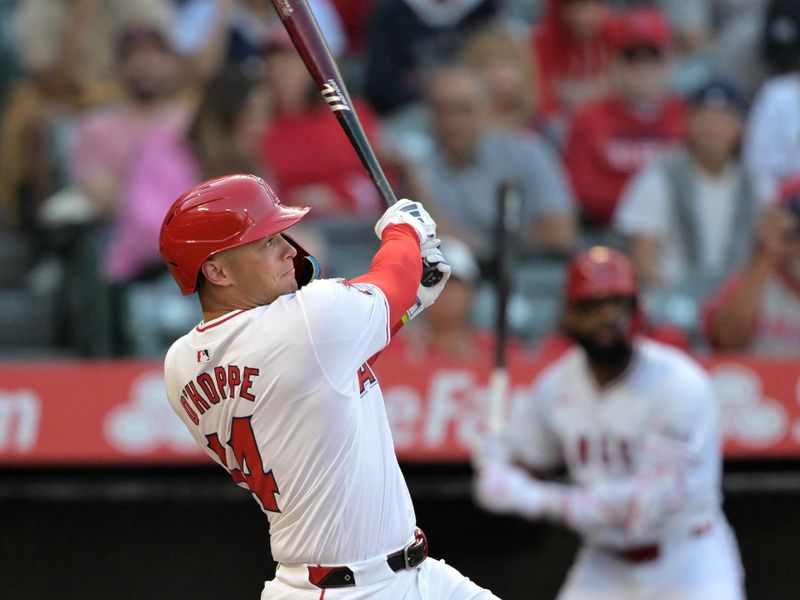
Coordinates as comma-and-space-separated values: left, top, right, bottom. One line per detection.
197, 349, 211, 364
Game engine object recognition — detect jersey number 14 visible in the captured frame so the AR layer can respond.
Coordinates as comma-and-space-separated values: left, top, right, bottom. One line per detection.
206, 416, 281, 512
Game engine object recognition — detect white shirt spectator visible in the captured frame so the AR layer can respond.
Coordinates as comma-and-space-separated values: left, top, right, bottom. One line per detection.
744, 73, 800, 203
172, 0, 347, 58
615, 154, 754, 285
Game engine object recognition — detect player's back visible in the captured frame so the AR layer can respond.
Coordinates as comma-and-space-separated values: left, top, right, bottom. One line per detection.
164, 279, 415, 566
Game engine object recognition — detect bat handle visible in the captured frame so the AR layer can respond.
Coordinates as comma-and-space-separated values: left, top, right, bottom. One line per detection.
421, 259, 443, 287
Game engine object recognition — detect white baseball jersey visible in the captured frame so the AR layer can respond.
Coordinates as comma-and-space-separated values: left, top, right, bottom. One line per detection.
164, 278, 415, 566
505, 338, 723, 548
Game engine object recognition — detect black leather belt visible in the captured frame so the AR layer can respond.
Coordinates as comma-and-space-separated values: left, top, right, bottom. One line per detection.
387, 528, 428, 572
308, 528, 429, 589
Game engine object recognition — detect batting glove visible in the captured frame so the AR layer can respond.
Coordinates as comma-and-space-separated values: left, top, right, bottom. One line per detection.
374, 199, 436, 243
473, 461, 561, 520
404, 238, 451, 321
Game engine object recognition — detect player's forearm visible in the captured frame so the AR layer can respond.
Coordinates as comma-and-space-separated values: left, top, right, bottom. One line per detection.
349, 224, 421, 324
536, 466, 688, 540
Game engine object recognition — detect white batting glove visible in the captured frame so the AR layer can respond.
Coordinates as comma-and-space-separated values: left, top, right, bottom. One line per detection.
474, 461, 560, 520
404, 238, 451, 321
374, 199, 436, 243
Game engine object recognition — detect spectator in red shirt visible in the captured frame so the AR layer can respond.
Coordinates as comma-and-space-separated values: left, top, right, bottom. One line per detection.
703, 177, 800, 356
534, 0, 611, 120
564, 7, 688, 227
258, 28, 383, 218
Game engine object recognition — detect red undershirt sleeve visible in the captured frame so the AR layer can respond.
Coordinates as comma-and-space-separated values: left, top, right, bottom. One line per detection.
348, 223, 421, 329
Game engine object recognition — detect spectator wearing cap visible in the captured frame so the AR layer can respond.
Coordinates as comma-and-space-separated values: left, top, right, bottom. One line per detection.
743, 0, 800, 204
563, 7, 688, 228
703, 177, 800, 355
614, 79, 757, 288
533, 0, 611, 125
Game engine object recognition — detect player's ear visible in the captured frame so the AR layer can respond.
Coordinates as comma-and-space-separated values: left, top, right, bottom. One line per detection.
200, 258, 234, 288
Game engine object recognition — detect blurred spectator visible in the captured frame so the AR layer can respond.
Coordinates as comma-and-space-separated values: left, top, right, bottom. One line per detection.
713, 0, 770, 98
744, 0, 800, 203
171, 0, 346, 82
533, 0, 610, 122
564, 7, 687, 228
99, 67, 270, 355
614, 79, 757, 288
703, 177, 800, 355
53, 19, 191, 356
364, 0, 498, 117
258, 28, 383, 217
67, 22, 190, 223
418, 64, 576, 260
0, 0, 174, 231
462, 23, 538, 131
107, 68, 270, 286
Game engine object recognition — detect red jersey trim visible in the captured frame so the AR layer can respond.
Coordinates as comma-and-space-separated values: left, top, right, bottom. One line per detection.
195, 309, 249, 332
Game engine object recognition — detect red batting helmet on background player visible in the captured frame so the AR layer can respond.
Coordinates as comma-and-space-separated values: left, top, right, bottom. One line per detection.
159, 174, 319, 295
565, 246, 637, 303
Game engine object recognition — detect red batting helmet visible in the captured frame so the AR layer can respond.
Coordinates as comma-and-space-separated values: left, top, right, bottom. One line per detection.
565, 246, 637, 303
159, 174, 317, 295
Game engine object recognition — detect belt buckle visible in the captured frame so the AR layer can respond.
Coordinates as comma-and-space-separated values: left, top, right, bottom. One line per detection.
403, 529, 428, 569
403, 538, 418, 569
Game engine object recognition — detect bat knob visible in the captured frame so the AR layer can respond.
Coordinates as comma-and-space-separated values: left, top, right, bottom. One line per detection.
421, 260, 444, 287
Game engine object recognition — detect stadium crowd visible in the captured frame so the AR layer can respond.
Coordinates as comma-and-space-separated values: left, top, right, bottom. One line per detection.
0, 0, 799, 360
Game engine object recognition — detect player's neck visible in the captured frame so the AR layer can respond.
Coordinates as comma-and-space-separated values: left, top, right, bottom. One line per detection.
199, 291, 259, 324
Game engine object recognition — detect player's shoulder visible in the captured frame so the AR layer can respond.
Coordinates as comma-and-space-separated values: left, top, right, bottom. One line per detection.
636, 338, 711, 387
533, 346, 585, 394
296, 278, 385, 305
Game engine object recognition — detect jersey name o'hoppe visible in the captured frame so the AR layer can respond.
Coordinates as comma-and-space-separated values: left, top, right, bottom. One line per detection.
179, 365, 260, 425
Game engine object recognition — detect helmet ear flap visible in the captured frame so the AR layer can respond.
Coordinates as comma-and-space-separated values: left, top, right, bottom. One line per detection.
283, 234, 320, 288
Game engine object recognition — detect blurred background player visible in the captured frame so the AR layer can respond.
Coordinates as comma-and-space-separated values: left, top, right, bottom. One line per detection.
474, 246, 744, 600
160, 174, 500, 599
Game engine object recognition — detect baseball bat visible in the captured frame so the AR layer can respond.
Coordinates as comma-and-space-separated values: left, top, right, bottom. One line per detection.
487, 180, 523, 439
269, 0, 442, 287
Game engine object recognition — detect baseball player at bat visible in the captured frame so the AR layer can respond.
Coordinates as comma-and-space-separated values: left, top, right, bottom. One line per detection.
159, 174, 500, 599
473, 247, 745, 600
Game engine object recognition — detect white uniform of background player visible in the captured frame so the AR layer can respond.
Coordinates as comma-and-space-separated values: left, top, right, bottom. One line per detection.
475, 247, 744, 600
159, 174, 499, 600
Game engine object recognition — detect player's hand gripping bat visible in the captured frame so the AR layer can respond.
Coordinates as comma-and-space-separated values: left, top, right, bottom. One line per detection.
478, 180, 523, 465
269, 0, 443, 287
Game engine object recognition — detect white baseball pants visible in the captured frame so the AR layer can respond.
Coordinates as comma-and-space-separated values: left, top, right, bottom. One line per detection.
556, 521, 745, 600
262, 556, 500, 600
